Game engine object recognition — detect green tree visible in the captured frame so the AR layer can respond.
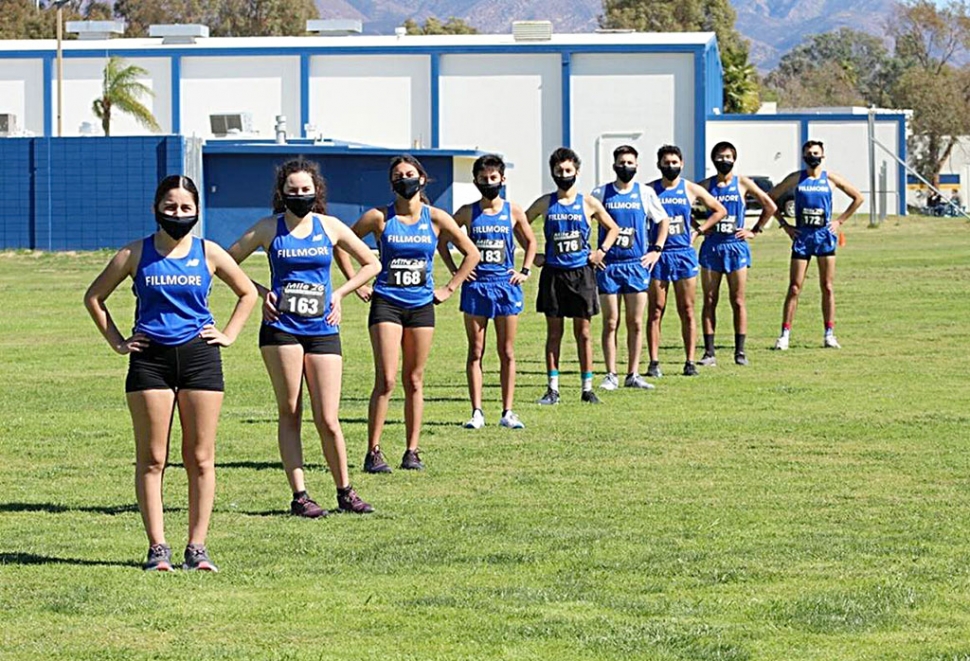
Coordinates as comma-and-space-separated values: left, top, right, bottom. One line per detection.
115, 0, 318, 37
765, 28, 899, 108
0, 0, 83, 39
403, 16, 478, 35
92, 56, 161, 136
599, 0, 760, 113
889, 0, 970, 182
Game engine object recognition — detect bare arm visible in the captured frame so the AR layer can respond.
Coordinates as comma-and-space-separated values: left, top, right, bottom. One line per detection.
204, 241, 259, 346
323, 216, 381, 325
768, 172, 801, 238
83, 241, 147, 355
226, 217, 274, 298
438, 205, 469, 277
688, 181, 728, 234
641, 185, 669, 269
508, 201, 537, 286
334, 208, 383, 301
827, 171, 865, 228
739, 176, 777, 234
586, 196, 619, 269
431, 207, 480, 304
524, 195, 550, 267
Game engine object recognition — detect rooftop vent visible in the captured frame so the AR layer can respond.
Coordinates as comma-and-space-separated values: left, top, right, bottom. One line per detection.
149, 24, 209, 44
512, 20, 553, 41
65, 20, 125, 40
306, 19, 363, 36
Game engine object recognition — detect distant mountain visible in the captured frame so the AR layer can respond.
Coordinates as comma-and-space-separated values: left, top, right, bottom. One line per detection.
314, 0, 897, 70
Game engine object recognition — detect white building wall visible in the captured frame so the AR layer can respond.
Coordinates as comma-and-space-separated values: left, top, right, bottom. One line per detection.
53, 56, 170, 136
438, 53, 562, 206
180, 56, 299, 139
570, 53, 695, 190
309, 55, 430, 150
704, 120, 800, 184
808, 120, 900, 215
0, 59, 45, 136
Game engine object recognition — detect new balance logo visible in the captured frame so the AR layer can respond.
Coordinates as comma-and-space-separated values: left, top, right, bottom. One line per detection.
312, 234, 323, 242
186, 259, 200, 267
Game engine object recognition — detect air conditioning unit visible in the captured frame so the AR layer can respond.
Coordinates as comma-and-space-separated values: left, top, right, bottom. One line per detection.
209, 112, 255, 137
512, 20, 553, 41
0, 114, 19, 137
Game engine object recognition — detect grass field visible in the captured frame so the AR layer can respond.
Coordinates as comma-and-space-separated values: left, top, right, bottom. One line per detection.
1, 215, 970, 660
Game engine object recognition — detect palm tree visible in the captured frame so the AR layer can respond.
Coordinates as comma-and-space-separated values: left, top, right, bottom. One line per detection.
92, 56, 161, 136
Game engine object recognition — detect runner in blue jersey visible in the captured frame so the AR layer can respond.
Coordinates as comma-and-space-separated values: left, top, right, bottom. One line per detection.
437, 154, 537, 430
525, 147, 620, 405
697, 141, 777, 367
229, 159, 381, 517
646, 145, 726, 378
591, 145, 670, 391
768, 140, 864, 350
335, 155, 480, 473
84, 175, 257, 572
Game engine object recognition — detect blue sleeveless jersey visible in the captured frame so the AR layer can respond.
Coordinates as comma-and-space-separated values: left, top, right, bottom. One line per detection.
267, 214, 337, 336
544, 193, 590, 269
133, 236, 214, 345
470, 200, 515, 279
795, 170, 833, 229
651, 179, 693, 252
373, 204, 437, 308
593, 183, 648, 263
706, 176, 746, 244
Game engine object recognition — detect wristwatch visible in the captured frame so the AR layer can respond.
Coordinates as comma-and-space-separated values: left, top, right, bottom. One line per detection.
649, 244, 664, 253
520, 267, 531, 277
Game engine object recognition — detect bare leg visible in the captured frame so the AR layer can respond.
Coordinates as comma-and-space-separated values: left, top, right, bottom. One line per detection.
303, 353, 349, 489
176, 389, 224, 546
401, 327, 435, 451
701, 267, 722, 337
673, 276, 698, 362
545, 316, 564, 375
726, 267, 748, 337
782, 258, 810, 330
494, 315, 519, 412
573, 317, 593, 375
367, 323, 403, 452
817, 255, 837, 328
647, 279, 668, 362
127, 389, 176, 546
260, 344, 308, 494
463, 314, 488, 411
623, 291, 648, 375
600, 294, 620, 375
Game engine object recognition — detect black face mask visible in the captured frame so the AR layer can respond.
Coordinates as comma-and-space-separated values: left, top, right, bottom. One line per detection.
475, 181, 503, 200
714, 160, 735, 175
392, 177, 424, 200
804, 155, 823, 169
660, 165, 682, 182
553, 174, 576, 192
156, 212, 198, 240
283, 194, 316, 218
613, 165, 637, 184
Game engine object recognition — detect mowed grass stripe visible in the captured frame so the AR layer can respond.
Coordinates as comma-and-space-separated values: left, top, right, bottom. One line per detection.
1, 216, 970, 660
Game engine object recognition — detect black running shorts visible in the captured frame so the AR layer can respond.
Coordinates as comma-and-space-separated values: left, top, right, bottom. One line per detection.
368, 294, 436, 329
536, 264, 600, 319
258, 325, 342, 355
126, 336, 224, 393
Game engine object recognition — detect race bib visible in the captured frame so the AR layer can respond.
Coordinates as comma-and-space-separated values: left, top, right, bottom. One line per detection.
668, 215, 686, 236
280, 282, 326, 318
553, 230, 583, 256
387, 258, 428, 287
476, 238, 507, 266
716, 216, 738, 234
801, 208, 827, 227
615, 227, 635, 250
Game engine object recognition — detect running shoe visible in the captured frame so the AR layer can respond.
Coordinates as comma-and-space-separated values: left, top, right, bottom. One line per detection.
734, 352, 749, 366
182, 544, 218, 572
499, 410, 525, 429
291, 493, 328, 518
624, 374, 655, 390
581, 390, 602, 404
646, 361, 663, 378
823, 335, 842, 349
463, 409, 485, 429
683, 361, 699, 376
144, 543, 173, 572
537, 388, 560, 405
599, 373, 619, 391
401, 449, 425, 471
363, 446, 392, 474
337, 486, 374, 514
773, 335, 789, 351
698, 352, 717, 367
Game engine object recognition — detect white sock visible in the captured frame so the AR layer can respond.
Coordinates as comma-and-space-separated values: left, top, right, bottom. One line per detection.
548, 374, 559, 391
781, 328, 791, 339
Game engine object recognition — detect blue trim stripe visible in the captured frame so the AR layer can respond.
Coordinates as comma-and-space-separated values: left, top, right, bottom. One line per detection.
693, 47, 706, 180
561, 52, 571, 147
42, 55, 53, 137
430, 53, 440, 148
897, 115, 907, 215
799, 119, 809, 151
300, 53, 310, 138
710, 112, 909, 123
170, 55, 181, 134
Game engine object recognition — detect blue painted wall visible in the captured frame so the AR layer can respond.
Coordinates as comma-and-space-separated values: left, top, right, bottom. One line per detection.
0, 136, 186, 250
202, 150, 457, 248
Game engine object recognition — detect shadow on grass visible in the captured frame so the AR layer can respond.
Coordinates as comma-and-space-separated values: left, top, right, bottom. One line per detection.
0, 502, 141, 515
239, 417, 455, 427
0, 552, 141, 568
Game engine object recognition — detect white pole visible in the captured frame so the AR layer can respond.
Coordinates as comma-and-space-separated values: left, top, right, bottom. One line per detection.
868, 106, 877, 226
56, 6, 63, 137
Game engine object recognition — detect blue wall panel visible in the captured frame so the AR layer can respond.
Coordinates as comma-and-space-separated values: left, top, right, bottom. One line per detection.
0, 136, 185, 250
